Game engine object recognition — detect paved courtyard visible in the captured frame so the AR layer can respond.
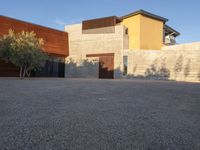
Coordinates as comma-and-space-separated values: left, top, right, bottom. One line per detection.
0, 78, 200, 150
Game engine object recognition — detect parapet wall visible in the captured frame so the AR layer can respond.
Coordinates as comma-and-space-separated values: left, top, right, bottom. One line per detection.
125, 42, 200, 82
162, 42, 200, 51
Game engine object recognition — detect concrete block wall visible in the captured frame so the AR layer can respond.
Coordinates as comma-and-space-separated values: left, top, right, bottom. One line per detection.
125, 43, 200, 82
65, 23, 129, 78
162, 42, 200, 51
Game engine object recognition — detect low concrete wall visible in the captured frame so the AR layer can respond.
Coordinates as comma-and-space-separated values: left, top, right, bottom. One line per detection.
65, 56, 99, 78
125, 43, 200, 82
162, 42, 200, 51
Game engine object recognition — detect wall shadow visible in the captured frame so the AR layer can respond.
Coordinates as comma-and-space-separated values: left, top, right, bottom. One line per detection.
184, 59, 191, 79
198, 69, 200, 81
173, 55, 184, 79
65, 56, 197, 82
125, 58, 170, 80
65, 58, 99, 78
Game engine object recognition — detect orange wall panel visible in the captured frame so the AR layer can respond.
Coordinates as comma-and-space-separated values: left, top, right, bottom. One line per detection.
0, 16, 69, 57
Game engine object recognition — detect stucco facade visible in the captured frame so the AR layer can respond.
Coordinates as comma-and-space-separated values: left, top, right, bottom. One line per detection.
121, 15, 141, 49
121, 14, 164, 50
140, 15, 164, 50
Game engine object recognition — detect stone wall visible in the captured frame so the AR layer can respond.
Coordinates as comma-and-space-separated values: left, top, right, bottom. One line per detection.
65, 56, 99, 78
125, 42, 200, 82
65, 23, 129, 78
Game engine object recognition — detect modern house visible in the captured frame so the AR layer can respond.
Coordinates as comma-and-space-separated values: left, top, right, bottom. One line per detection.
2, 10, 199, 82
65, 10, 180, 79
0, 15, 69, 77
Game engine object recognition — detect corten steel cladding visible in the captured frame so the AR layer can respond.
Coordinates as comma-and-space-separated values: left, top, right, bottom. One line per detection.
87, 53, 114, 79
0, 15, 69, 77
0, 16, 69, 57
0, 60, 19, 77
82, 16, 121, 30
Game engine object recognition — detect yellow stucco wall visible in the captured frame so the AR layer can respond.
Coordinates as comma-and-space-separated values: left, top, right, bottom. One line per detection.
122, 15, 164, 50
121, 15, 141, 49
140, 15, 163, 50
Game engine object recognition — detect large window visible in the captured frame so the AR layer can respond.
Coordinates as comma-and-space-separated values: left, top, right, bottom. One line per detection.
34, 56, 65, 77
123, 56, 128, 75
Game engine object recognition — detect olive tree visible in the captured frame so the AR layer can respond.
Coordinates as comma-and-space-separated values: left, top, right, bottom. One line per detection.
0, 30, 15, 62
0, 30, 48, 79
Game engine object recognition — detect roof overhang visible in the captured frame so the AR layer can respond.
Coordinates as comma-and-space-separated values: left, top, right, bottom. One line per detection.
121, 9, 168, 23
164, 25, 180, 37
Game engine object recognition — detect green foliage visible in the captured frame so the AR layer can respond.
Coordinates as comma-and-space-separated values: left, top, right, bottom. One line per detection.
0, 30, 48, 79
0, 30, 15, 61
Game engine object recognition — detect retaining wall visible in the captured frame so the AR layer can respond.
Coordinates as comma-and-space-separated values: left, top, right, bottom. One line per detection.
125, 42, 200, 82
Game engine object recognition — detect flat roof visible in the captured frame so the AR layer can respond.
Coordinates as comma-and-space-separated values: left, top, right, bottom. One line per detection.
0, 15, 65, 33
121, 9, 168, 23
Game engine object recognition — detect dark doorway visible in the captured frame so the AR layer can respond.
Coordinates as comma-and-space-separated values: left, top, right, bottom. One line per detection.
87, 53, 114, 79
35, 57, 65, 77
99, 55, 114, 79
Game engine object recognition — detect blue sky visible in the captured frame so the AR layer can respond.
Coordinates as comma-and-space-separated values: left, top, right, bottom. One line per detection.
0, 0, 200, 43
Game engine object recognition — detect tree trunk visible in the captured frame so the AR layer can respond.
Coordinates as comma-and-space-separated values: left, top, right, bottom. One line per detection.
26, 67, 31, 78
26, 69, 31, 78
19, 66, 23, 79
23, 66, 27, 78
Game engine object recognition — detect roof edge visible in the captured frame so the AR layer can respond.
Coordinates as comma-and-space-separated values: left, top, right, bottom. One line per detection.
121, 9, 168, 23
0, 15, 67, 34
164, 24, 180, 37
82, 16, 122, 23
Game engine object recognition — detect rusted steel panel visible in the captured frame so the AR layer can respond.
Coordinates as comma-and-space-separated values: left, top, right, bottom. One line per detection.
82, 16, 121, 30
0, 16, 69, 57
87, 53, 114, 79
0, 60, 19, 77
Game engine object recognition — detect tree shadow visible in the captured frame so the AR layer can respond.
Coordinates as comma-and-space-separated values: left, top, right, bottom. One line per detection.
184, 59, 191, 79
124, 58, 171, 81
65, 58, 99, 78
173, 55, 184, 79
198, 69, 200, 81
144, 58, 170, 80
132, 64, 137, 74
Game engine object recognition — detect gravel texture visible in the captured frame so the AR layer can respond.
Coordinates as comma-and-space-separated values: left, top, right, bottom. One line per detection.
0, 78, 200, 150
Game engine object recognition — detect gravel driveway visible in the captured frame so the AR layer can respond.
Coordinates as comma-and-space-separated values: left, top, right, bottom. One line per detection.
0, 78, 200, 150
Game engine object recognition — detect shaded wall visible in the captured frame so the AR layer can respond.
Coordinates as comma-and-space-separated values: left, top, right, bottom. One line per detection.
0, 60, 19, 77
65, 56, 99, 78
125, 43, 200, 82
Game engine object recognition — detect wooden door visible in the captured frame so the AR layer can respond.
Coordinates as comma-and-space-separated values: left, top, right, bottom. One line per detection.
99, 55, 114, 79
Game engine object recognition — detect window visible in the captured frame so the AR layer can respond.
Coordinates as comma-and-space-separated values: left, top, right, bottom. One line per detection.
123, 56, 128, 75
125, 28, 128, 35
